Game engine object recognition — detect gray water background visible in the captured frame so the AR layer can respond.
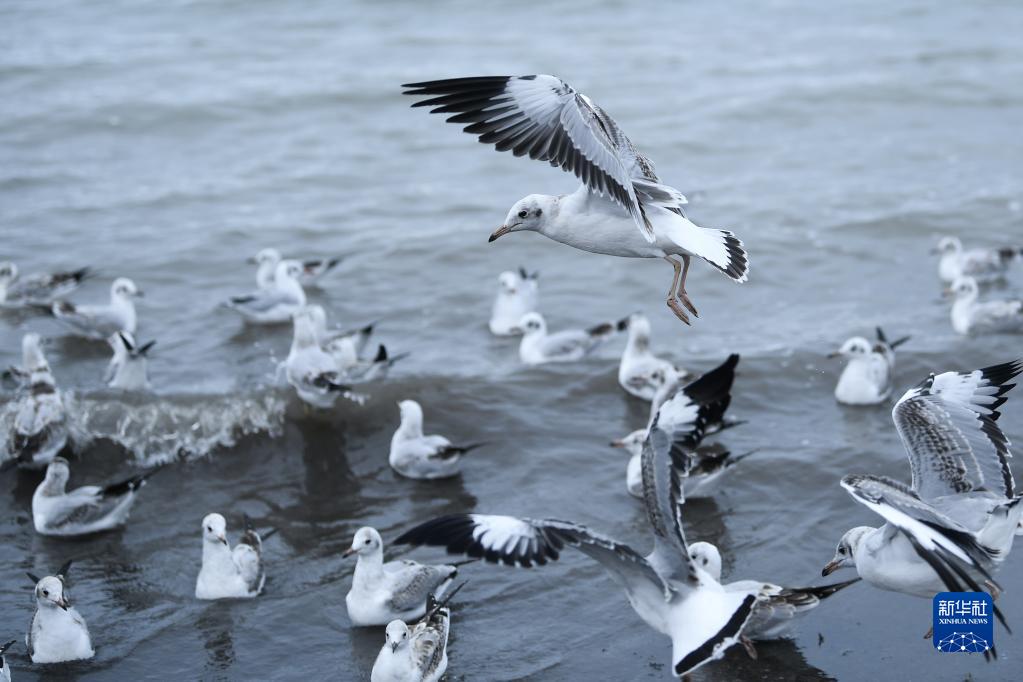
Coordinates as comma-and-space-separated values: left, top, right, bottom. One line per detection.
2, 0, 1023, 679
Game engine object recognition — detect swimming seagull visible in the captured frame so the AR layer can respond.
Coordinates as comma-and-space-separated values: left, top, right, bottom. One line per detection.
344, 526, 470, 627
688, 542, 860, 642
51, 277, 141, 339
196, 513, 268, 600
33, 457, 158, 536
371, 584, 465, 682
227, 260, 306, 324
618, 313, 691, 401
26, 561, 94, 664
829, 327, 909, 405
389, 400, 484, 480
284, 308, 357, 408
518, 312, 627, 365
489, 268, 539, 336
0, 262, 89, 307
933, 237, 1021, 284
0, 640, 14, 682
395, 389, 760, 678
823, 360, 1023, 647
6, 334, 67, 470
105, 332, 154, 391
946, 276, 1023, 336
403, 75, 749, 325
249, 248, 342, 290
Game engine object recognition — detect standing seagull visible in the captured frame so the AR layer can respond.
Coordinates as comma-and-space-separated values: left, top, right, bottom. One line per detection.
947, 276, 1023, 336
829, 327, 909, 406
227, 260, 306, 324
344, 527, 467, 627
489, 268, 539, 336
7, 334, 67, 469
0, 640, 14, 682
395, 385, 760, 678
195, 513, 268, 600
933, 237, 1020, 284
403, 75, 749, 325
0, 262, 89, 307
371, 587, 463, 682
618, 313, 690, 400
389, 400, 483, 480
518, 312, 626, 365
51, 277, 141, 339
688, 542, 859, 642
33, 457, 157, 536
26, 562, 94, 664
823, 361, 1023, 640
105, 332, 155, 391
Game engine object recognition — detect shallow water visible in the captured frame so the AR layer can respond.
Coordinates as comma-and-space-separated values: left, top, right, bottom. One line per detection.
2, 0, 1023, 679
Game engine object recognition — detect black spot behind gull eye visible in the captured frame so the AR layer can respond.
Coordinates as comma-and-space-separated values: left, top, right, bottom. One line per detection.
517, 210, 527, 219
535, 208, 542, 217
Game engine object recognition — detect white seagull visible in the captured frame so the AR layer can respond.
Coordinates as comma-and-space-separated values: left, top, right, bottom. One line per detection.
196, 513, 268, 600
389, 400, 483, 480
250, 247, 342, 290
618, 313, 690, 401
104, 332, 154, 391
51, 277, 141, 339
933, 237, 1021, 284
489, 267, 539, 336
688, 542, 859, 642
33, 457, 157, 536
371, 585, 464, 682
518, 312, 626, 365
7, 334, 67, 469
25, 562, 94, 664
395, 382, 761, 679
284, 308, 355, 408
823, 360, 1023, 646
947, 276, 1023, 336
829, 327, 909, 406
227, 260, 306, 324
403, 75, 749, 325
0, 640, 15, 682
303, 306, 409, 383
0, 262, 89, 307
344, 527, 468, 627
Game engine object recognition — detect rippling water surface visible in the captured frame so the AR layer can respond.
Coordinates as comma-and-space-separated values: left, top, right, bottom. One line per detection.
2, 0, 1023, 679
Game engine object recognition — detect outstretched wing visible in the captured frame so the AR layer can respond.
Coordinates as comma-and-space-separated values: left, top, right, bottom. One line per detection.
395, 514, 671, 598
893, 360, 1021, 499
403, 75, 663, 241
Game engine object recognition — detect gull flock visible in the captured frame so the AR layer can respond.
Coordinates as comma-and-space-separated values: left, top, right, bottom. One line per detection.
1, 73, 1022, 679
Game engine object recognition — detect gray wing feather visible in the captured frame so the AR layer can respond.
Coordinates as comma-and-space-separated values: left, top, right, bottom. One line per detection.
386, 564, 452, 613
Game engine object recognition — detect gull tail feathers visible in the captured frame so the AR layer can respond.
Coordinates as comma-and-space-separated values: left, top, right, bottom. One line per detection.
667, 216, 749, 284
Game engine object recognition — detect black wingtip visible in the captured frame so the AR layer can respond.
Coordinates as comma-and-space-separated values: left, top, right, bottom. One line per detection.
57, 559, 73, 580
373, 344, 387, 363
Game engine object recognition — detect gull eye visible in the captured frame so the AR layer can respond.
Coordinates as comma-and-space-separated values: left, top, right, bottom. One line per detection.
42, 589, 49, 596
207, 526, 212, 532
365, 539, 371, 545
838, 546, 846, 555
518, 210, 528, 219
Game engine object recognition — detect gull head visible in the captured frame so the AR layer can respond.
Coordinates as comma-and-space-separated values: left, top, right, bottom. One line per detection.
498, 271, 521, 295
933, 236, 962, 255
344, 526, 383, 558
276, 259, 304, 284
33, 575, 69, 611
518, 312, 546, 336
823, 526, 871, 576
609, 428, 646, 457
111, 277, 142, 300
626, 313, 651, 344
253, 248, 282, 266
42, 457, 71, 492
828, 336, 871, 359
397, 399, 424, 431
0, 261, 16, 284
202, 513, 229, 546
384, 620, 410, 653
946, 276, 978, 301
688, 541, 722, 582
491, 195, 555, 242
21, 332, 49, 371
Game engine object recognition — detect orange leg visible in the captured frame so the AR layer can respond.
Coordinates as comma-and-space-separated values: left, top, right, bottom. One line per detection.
663, 256, 690, 325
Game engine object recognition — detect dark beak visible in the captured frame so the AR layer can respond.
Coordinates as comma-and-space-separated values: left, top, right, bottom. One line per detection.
942, 288, 953, 298
57, 597, 70, 611
489, 224, 514, 242
342, 547, 356, 557
826, 352, 840, 359
391, 642, 398, 653
135, 290, 145, 298
609, 440, 625, 448
822, 560, 841, 576
246, 256, 258, 264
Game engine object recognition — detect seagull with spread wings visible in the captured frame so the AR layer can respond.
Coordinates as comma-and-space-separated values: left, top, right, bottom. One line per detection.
403, 75, 748, 325
823, 360, 1023, 651
395, 374, 759, 678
